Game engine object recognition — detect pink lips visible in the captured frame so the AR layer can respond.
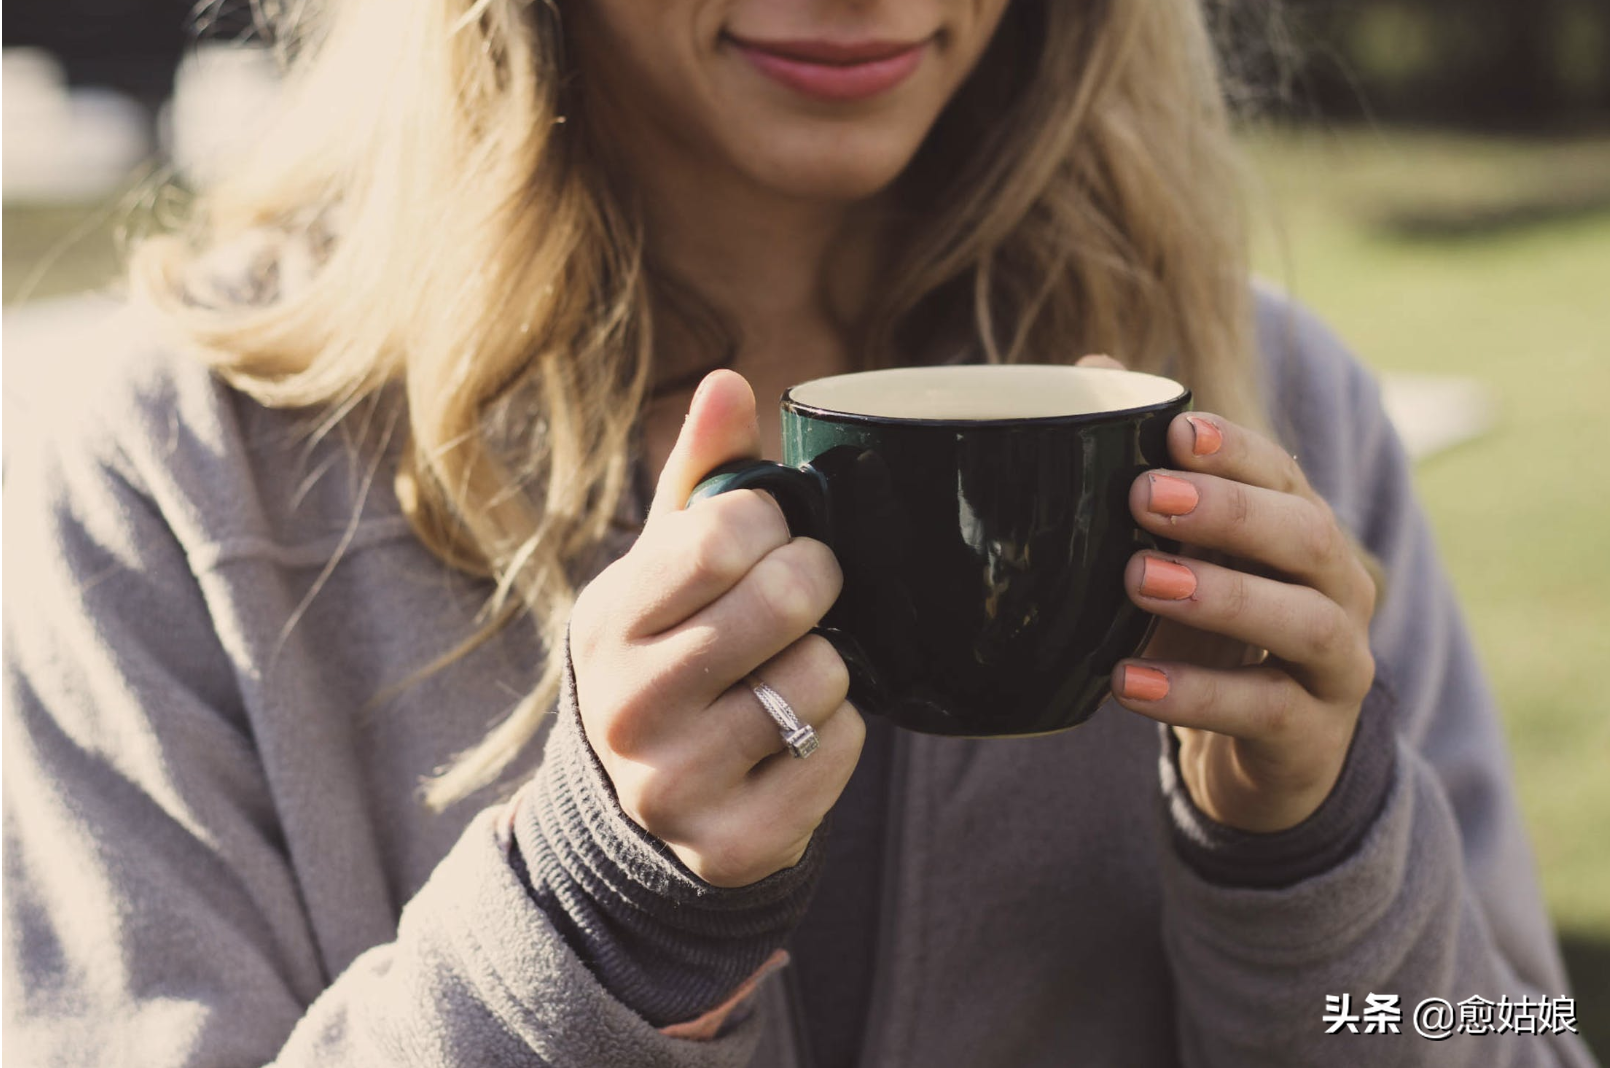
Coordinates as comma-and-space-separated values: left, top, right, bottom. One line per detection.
727, 34, 930, 102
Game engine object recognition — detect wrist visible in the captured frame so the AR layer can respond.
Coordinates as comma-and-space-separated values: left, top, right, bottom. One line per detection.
1161, 670, 1399, 889
1174, 728, 1349, 833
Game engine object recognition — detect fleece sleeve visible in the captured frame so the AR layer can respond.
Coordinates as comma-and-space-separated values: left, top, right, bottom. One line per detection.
0, 415, 797, 1067
513, 635, 823, 1029
1154, 299, 1598, 1067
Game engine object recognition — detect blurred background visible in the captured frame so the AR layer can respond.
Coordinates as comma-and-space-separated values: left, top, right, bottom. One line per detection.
4, 0, 1608, 1056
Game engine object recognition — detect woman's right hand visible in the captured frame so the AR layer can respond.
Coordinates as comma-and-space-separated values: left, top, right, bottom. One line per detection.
569, 370, 865, 888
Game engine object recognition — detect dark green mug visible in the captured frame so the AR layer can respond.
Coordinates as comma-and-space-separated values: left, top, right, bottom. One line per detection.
690, 364, 1190, 737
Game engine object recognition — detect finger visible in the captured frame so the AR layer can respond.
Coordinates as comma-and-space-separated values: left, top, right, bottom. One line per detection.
1130, 470, 1370, 605
601, 632, 851, 825
652, 536, 844, 703
1162, 412, 1312, 500
1126, 553, 1372, 703
1110, 659, 1314, 743
647, 369, 764, 522
1076, 353, 1127, 370
1140, 617, 1256, 672
719, 699, 866, 879
615, 488, 792, 639
705, 634, 853, 772
666, 702, 864, 888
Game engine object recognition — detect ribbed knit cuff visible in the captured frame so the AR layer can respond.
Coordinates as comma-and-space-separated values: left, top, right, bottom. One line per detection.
1161, 670, 1399, 890
511, 632, 825, 1027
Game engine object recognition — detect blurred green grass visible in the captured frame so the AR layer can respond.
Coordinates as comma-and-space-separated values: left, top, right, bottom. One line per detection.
1246, 126, 1610, 1058
6, 127, 1609, 1054
4, 200, 127, 305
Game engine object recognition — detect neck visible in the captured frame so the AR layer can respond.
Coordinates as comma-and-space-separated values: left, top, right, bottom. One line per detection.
646, 174, 880, 345
589, 109, 888, 393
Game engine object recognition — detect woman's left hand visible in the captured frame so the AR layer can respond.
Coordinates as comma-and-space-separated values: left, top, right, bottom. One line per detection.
1112, 409, 1379, 834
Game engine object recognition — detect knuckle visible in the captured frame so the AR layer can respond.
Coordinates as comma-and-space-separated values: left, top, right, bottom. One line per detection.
793, 537, 844, 599
818, 538, 846, 596
687, 518, 751, 586
1220, 572, 1254, 625
1284, 451, 1307, 493
754, 552, 831, 633
1305, 601, 1348, 660
1360, 572, 1381, 620
1349, 555, 1382, 619
707, 488, 782, 539
1302, 504, 1344, 566
1348, 646, 1379, 702
575, 660, 634, 753
836, 701, 868, 754
596, 673, 666, 752
802, 635, 852, 705
741, 488, 793, 541
756, 560, 817, 632
621, 770, 690, 837
1226, 481, 1255, 528
597, 700, 644, 757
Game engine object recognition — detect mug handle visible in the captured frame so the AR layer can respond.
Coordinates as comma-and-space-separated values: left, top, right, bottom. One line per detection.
688, 459, 832, 546
688, 458, 890, 715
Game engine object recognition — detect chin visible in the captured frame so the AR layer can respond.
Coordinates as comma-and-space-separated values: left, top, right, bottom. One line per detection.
753, 158, 911, 202
735, 125, 928, 203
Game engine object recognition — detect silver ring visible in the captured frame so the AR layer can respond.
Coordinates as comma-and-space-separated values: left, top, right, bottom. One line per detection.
744, 676, 819, 759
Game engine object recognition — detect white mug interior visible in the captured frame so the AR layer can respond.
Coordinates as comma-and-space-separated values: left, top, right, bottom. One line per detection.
787, 364, 1186, 421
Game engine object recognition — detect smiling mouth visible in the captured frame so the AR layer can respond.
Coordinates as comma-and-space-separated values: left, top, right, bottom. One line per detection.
724, 33, 933, 102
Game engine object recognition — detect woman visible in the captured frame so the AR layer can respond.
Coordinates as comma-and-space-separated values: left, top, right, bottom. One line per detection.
3, 0, 1594, 1065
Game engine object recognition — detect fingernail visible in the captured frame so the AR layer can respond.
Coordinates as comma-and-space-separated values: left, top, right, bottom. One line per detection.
1119, 664, 1170, 702
1140, 557, 1197, 600
1147, 473, 1199, 516
1186, 415, 1222, 456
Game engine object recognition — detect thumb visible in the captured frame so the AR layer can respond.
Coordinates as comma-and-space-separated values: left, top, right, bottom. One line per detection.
648, 369, 764, 521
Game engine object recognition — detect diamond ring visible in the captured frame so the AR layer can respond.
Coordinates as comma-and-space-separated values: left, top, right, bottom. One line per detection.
744, 676, 819, 759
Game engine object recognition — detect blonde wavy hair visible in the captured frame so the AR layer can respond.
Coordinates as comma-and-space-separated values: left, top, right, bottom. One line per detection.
132, 0, 1268, 807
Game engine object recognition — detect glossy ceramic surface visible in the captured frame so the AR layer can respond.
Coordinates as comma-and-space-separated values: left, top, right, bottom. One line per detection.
690, 370, 1189, 737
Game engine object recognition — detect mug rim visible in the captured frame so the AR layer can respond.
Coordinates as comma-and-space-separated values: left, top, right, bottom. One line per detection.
781, 363, 1190, 429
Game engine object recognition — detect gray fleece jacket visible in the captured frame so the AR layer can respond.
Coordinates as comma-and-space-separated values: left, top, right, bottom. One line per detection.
2, 289, 1597, 1067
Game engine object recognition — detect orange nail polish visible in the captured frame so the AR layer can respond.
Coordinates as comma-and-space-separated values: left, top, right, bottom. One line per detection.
1186, 416, 1222, 456
1120, 664, 1170, 702
1140, 558, 1197, 600
1147, 473, 1199, 516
